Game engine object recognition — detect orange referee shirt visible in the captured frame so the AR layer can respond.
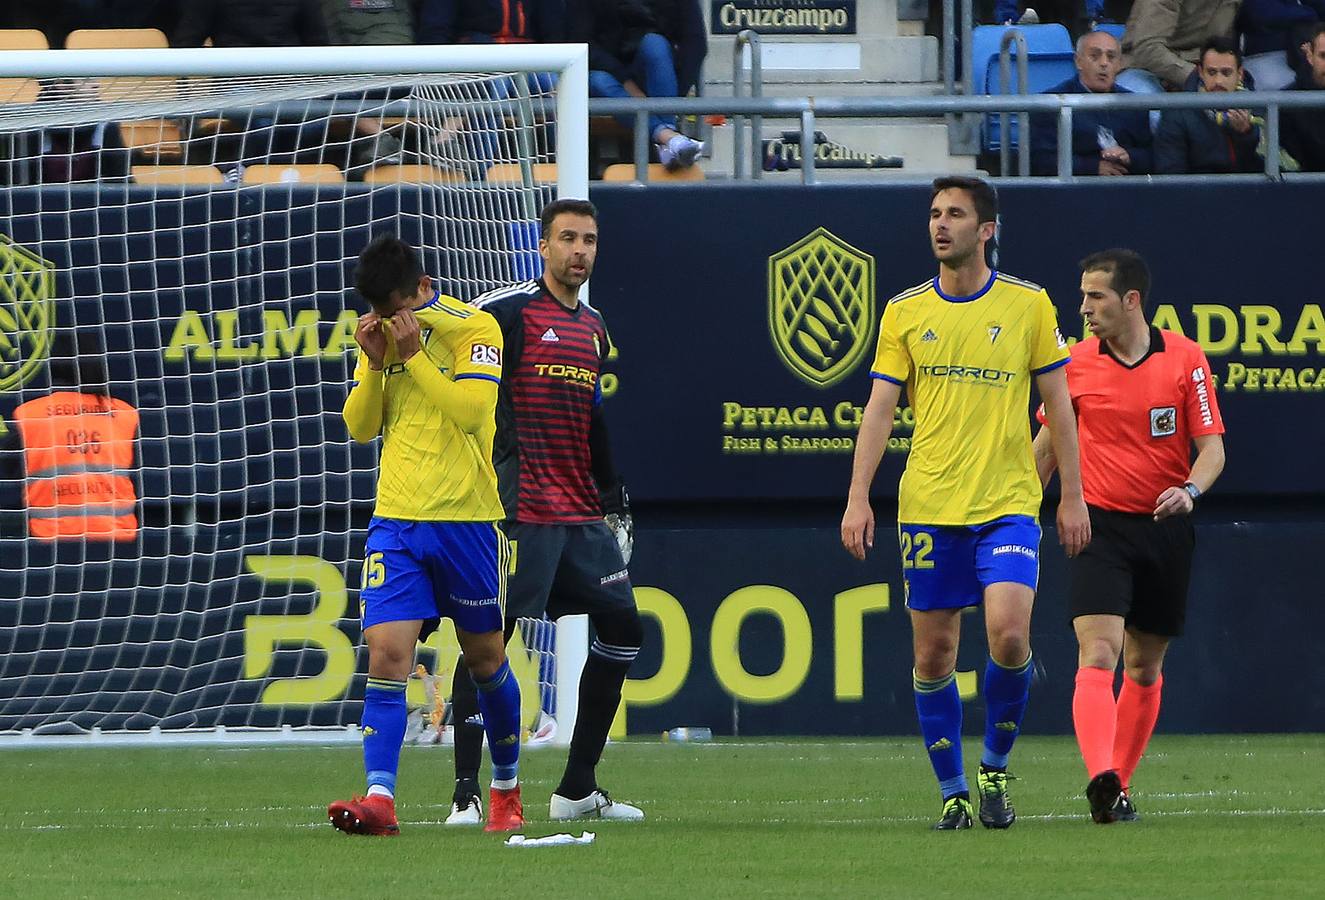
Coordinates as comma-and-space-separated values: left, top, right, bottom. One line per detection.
1038, 327, 1224, 514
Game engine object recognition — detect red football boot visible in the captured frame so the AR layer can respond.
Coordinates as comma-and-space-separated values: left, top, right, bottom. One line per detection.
484, 786, 524, 833
328, 794, 400, 836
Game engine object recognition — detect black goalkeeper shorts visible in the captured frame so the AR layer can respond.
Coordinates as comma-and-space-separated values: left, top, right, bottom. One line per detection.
1068, 505, 1195, 638
502, 521, 635, 621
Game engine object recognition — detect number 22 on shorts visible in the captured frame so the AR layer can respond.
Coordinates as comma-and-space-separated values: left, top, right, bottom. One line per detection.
900, 531, 935, 570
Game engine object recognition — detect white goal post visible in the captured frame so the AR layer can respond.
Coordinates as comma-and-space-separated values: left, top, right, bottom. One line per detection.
0, 44, 591, 747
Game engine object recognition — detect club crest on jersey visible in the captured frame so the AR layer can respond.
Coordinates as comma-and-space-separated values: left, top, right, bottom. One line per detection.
0, 234, 57, 393
987, 323, 1002, 343
1150, 406, 1177, 437
541, 327, 559, 342
592, 333, 601, 357
767, 227, 876, 389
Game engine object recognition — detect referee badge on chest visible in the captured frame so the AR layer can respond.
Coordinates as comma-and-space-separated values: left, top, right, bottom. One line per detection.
1149, 406, 1177, 437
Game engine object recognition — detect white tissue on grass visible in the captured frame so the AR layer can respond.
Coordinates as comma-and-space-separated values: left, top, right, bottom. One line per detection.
504, 831, 596, 847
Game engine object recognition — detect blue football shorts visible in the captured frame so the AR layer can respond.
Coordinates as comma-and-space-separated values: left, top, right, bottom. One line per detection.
898, 514, 1041, 611
359, 517, 509, 637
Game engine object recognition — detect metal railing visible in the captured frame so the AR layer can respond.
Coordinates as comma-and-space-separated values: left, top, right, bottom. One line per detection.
5, 91, 1322, 187
731, 29, 764, 181
592, 91, 1325, 184
998, 30, 1030, 178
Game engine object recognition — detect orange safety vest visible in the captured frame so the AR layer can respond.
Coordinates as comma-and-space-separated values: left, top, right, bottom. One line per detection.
13, 391, 139, 541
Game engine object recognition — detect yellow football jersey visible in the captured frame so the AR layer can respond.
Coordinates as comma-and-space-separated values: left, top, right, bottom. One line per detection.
870, 272, 1069, 526
349, 292, 505, 522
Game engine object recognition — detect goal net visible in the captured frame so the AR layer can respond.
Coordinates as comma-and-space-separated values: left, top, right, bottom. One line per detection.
0, 45, 589, 745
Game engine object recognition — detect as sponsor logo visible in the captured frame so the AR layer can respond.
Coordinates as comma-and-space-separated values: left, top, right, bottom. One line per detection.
0, 234, 57, 393
768, 227, 876, 389
470, 343, 501, 366
991, 544, 1037, 560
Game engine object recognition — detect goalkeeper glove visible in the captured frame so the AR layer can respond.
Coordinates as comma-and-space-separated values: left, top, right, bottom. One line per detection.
601, 481, 633, 566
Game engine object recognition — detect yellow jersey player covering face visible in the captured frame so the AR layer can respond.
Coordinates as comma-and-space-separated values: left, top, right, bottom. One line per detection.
328, 235, 525, 836
841, 177, 1091, 831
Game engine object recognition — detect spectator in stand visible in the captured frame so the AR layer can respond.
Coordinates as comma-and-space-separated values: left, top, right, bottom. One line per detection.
1155, 37, 1264, 173
323, 0, 416, 44
415, 2, 567, 177
173, 0, 328, 48
321, 1, 420, 171
993, 1, 1103, 34
568, 0, 704, 170
1282, 22, 1325, 169
645, 0, 707, 98
1239, 0, 1325, 90
1030, 30, 1153, 175
1118, 0, 1241, 93
417, 0, 565, 44
173, 2, 402, 172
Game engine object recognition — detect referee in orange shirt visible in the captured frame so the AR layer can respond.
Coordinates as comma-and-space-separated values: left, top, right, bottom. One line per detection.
1033, 249, 1225, 825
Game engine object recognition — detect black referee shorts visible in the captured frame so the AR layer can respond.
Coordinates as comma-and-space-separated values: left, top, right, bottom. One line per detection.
1068, 505, 1196, 637
502, 520, 635, 621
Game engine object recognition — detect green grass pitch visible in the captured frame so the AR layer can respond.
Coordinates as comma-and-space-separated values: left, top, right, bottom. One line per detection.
7, 735, 1322, 898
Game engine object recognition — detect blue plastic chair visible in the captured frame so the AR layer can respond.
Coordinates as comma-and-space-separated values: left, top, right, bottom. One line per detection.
971, 25, 1076, 153
1093, 23, 1126, 42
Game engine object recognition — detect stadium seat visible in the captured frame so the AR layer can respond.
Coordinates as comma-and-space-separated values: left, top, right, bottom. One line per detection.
1094, 23, 1126, 42
601, 163, 705, 183
971, 25, 1077, 152
0, 29, 48, 105
64, 29, 169, 50
118, 120, 184, 162
362, 165, 465, 184
242, 164, 345, 185
485, 163, 558, 183
131, 165, 226, 186
66, 29, 172, 103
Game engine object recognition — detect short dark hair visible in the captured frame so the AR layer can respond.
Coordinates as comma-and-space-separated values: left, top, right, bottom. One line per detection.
1080, 248, 1151, 310
354, 234, 424, 312
1200, 35, 1242, 69
1308, 22, 1325, 49
930, 176, 998, 225
540, 198, 597, 239
49, 330, 109, 395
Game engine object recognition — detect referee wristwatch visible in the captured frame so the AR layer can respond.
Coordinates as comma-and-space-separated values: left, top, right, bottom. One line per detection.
1182, 481, 1202, 504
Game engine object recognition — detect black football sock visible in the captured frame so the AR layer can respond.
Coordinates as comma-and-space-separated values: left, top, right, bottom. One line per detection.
449, 657, 483, 797
555, 652, 635, 800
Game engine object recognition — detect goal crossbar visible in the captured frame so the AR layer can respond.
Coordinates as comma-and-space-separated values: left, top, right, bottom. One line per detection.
0, 44, 590, 205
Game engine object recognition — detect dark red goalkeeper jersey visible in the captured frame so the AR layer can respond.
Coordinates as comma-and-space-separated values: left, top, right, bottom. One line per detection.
473, 279, 611, 524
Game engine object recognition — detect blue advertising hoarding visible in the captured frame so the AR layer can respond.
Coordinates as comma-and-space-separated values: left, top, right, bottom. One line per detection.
0, 181, 1320, 735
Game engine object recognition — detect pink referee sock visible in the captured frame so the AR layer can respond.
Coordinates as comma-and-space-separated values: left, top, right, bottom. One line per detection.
1113, 673, 1163, 790
1072, 666, 1117, 778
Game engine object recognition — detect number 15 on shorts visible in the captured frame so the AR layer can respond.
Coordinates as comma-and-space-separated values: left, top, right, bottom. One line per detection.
363, 552, 387, 589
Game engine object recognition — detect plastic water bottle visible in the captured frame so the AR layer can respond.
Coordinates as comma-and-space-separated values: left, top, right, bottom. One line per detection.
663, 727, 713, 743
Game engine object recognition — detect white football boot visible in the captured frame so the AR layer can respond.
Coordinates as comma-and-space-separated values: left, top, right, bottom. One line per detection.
444, 793, 483, 825
548, 790, 644, 821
